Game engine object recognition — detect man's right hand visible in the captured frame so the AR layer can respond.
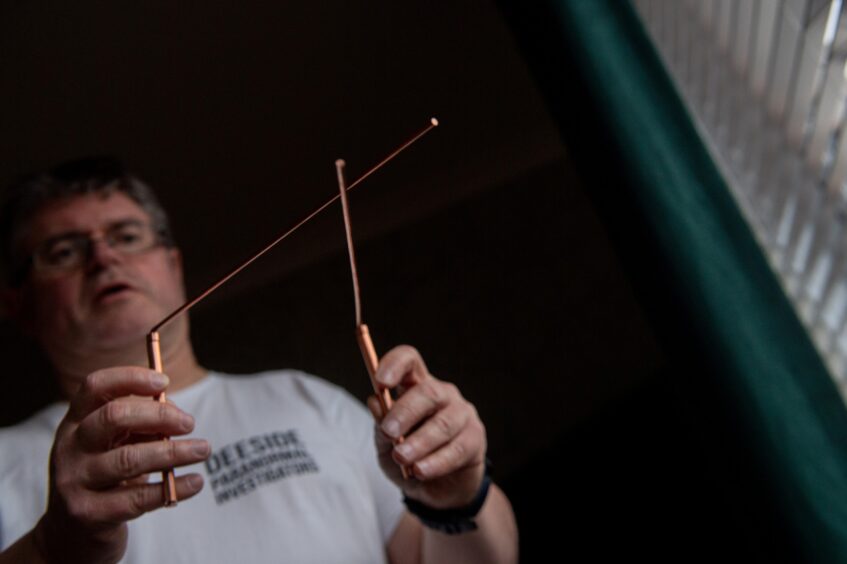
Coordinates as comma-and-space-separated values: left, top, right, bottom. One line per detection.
31, 367, 209, 564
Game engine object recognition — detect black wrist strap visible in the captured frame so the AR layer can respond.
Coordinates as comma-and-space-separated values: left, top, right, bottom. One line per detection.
403, 463, 492, 535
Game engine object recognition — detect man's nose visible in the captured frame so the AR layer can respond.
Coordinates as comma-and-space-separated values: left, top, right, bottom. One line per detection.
84, 237, 122, 272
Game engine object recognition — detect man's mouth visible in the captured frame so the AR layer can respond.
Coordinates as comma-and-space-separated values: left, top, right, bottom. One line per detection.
94, 282, 134, 304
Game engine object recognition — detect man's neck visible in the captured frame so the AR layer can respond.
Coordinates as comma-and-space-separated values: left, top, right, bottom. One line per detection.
52, 320, 207, 399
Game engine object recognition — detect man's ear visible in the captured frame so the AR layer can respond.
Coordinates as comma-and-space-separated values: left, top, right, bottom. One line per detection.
168, 247, 184, 281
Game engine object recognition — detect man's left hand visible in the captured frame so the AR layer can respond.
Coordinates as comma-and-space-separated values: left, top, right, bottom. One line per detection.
368, 345, 487, 509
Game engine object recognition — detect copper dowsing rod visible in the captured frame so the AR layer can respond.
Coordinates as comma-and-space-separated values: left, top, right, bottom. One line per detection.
334, 159, 411, 479
335, 159, 364, 328
151, 118, 439, 334
145, 331, 178, 505
148, 117, 439, 505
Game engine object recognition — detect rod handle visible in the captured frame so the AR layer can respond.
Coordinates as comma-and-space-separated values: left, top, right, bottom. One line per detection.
147, 331, 178, 506
356, 324, 410, 480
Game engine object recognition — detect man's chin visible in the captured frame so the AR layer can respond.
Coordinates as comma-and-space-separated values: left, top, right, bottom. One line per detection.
89, 324, 154, 352
86, 306, 163, 349
66, 293, 186, 356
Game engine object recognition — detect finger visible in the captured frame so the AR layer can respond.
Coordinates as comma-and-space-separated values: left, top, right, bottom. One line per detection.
85, 439, 210, 488
369, 396, 399, 462
373, 424, 394, 457
368, 395, 393, 455
77, 398, 195, 451
374, 345, 430, 390
410, 427, 484, 481
94, 473, 204, 524
380, 379, 457, 440
391, 402, 469, 466
366, 395, 384, 422
372, 423, 410, 486
69, 367, 170, 421
122, 474, 152, 487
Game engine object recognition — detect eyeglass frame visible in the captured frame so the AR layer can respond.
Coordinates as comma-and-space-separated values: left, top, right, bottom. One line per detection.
13, 219, 168, 283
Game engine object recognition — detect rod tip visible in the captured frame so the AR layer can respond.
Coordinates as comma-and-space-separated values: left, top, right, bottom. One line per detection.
430, 117, 439, 127
335, 159, 346, 168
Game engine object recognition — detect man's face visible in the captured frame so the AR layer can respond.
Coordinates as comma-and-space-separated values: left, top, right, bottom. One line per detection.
13, 192, 186, 355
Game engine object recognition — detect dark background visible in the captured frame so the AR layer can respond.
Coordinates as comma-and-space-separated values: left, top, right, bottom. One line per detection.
0, 2, 796, 561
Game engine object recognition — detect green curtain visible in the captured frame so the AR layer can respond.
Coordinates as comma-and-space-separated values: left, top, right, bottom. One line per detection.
500, 0, 847, 560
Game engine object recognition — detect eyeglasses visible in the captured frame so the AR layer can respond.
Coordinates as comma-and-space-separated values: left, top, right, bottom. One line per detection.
23, 220, 162, 277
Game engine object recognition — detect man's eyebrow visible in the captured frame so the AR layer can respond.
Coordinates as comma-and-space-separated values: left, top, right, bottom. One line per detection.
107, 218, 146, 230
37, 218, 146, 246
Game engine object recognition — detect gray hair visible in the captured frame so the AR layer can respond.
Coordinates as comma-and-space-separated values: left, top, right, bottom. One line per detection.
1, 156, 175, 285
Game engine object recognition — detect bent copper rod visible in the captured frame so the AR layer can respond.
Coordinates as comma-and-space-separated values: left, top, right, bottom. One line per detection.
151, 118, 439, 334
148, 117, 439, 505
335, 159, 411, 480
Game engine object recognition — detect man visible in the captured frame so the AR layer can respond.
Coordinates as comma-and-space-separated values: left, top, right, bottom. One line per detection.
0, 158, 518, 563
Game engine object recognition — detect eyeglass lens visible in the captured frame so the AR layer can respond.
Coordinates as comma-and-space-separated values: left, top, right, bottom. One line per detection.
33, 220, 157, 271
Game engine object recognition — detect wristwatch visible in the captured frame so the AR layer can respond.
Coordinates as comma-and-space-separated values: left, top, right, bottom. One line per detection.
402, 463, 492, 535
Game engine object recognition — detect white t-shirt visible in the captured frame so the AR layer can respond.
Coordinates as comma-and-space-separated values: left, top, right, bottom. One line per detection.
0, 370, 406, 563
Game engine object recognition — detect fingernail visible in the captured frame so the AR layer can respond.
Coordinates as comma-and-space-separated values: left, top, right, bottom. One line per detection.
415, 460, 430, 477
381, 368, 395, 385
382, 419, 400, 438
180, 413, 195, 430
187, 474, 204, 490
394, 443, 412, 460
152, 373, 169, 388
192, 441, 210, 457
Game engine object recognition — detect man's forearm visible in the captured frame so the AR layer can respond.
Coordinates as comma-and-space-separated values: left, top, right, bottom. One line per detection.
421, 484, 518, 564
